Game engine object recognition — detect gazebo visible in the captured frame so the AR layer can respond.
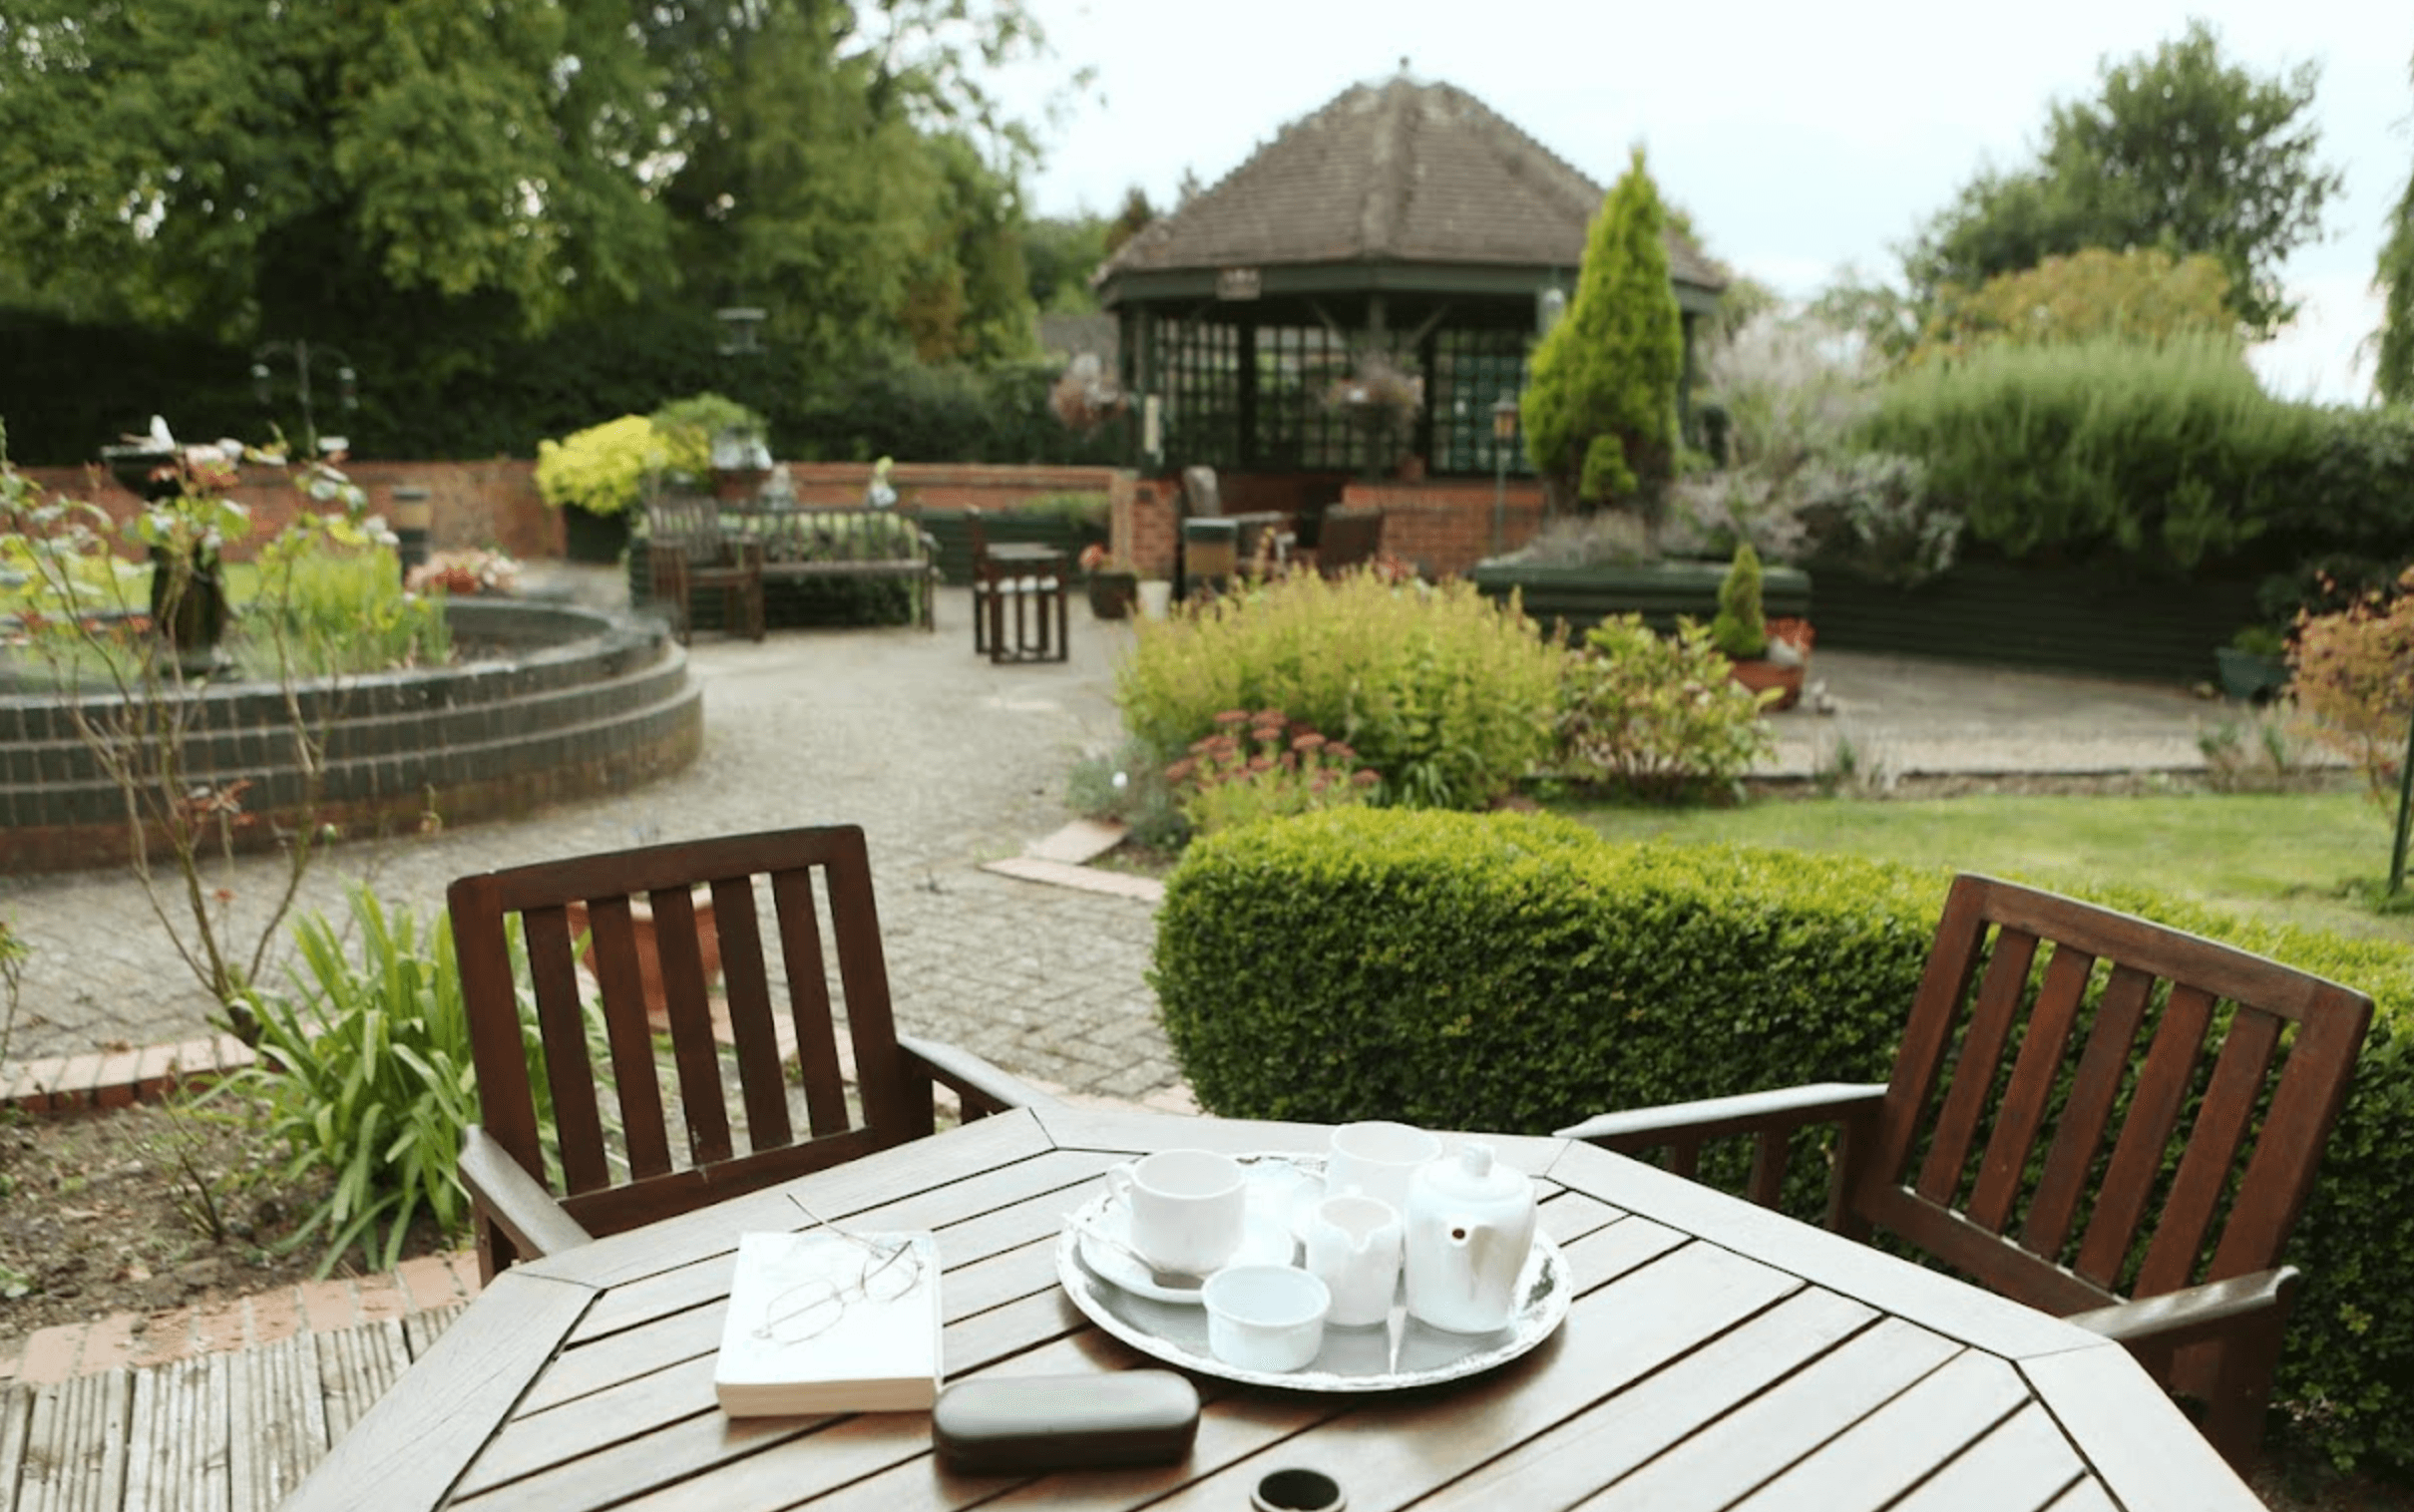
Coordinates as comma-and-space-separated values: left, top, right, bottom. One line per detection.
1096, 72, 1726, 576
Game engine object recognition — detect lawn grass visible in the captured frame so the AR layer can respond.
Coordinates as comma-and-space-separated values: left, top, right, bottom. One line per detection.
1559, 788, 2414, 944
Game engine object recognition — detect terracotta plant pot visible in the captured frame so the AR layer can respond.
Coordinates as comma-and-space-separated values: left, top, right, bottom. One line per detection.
564, 892, 723, 1031
1087, 570, 1138, 619
1729, 657, 1804, 712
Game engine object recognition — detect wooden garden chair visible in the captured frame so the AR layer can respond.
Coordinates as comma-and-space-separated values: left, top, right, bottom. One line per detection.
1314, 506, 1385, 576
1555, 873, 2372, 1470
644, 493, 765, 644
450, 825, 1052, 1280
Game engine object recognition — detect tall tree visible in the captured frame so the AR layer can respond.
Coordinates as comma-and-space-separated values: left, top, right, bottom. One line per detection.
2377, 53, 2414, 405
0, 0, 670, 341
1520, 149, 1685, 510
1906, 20, 2341, 336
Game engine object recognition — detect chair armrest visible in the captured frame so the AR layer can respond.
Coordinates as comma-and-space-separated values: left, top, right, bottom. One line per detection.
1554, 1082, 1888, 1147
2067, 1267, 2298, 1348
460, 1125, 595, 1262
899, 1032, 1062, 1118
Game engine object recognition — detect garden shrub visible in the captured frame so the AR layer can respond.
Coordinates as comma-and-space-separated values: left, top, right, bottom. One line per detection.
1163, 709, 1380, 836
1152, 808, 2414, 1473
534, 415, 666, 518
2289, 569, 2414, 808
1557, 616, 1775, 800
646, 392, 767, 479
1114, 570, 1564, 811
1708, 543, 1767, 657
1860, 334, 2313, 568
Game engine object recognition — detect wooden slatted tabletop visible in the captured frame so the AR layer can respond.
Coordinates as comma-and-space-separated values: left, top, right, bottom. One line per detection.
285, 1106, 2261, 1511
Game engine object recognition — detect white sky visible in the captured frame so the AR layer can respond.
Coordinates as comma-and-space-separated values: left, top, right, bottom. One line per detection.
999, 0, 2410, 404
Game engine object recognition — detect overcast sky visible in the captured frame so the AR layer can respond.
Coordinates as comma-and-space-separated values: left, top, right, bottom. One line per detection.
998, 0, 2409, 404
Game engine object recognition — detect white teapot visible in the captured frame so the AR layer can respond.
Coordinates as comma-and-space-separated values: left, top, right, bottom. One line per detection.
1403, 1142, 1537, 1334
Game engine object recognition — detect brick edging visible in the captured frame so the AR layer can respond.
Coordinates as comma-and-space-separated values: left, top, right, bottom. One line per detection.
0, 1032, 255, 1115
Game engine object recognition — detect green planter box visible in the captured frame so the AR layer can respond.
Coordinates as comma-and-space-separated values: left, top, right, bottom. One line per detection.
1469, 559, 1812, 635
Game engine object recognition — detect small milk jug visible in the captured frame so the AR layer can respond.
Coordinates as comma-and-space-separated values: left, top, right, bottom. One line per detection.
1404, 1142, 1537, 1334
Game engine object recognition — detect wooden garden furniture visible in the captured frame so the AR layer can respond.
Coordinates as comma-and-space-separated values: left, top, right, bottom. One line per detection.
1556, 872, 2373, 1470
1314, 505, 1385, 576
966, 509, 1066, 663
447, 824, 1052, 1282
642, 494, 766, 644
287, 1103, 2263, 1509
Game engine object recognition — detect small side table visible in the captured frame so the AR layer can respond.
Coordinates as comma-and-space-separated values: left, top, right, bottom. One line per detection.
978, 543, 1069, 664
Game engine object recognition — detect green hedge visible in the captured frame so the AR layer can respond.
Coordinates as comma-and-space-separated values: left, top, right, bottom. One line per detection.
1152, 808, 2414, 1473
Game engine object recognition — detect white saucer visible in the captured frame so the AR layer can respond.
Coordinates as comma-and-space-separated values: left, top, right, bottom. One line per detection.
1075, 1201, 1298, 1305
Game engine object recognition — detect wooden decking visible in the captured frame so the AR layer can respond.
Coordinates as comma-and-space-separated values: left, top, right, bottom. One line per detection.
1, 1305, 463, 1511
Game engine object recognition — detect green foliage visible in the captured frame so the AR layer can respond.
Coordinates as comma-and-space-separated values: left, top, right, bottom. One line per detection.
1521, 149, 1686, 506
534, 416, 665, 519
1150, 809, 2414, 1474
1163, 709, 1381, 837
2289, 571, 2414, 808
1912, 247, 2238, 363
1556, 616, 1776, 800
1709, 543, 1768, 657
1113, 570, 1564, 811
221, 889, 546, 1274
1065, 737, 1190, 852
1859, 334, 2313, 567
1905, 20, 2341, 336
2376, 55, 2414, 406
237, 540, 452, 678
647, 393, 767, 480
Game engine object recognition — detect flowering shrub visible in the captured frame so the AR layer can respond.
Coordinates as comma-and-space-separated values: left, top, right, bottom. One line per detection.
2291, 571, 2414, 807
406, 549, 523, 597
1164, 709, 1382, 837
534, 415, 665, 518
1556, 615, 1776, 801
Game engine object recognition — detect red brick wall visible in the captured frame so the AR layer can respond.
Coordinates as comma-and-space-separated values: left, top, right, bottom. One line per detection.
779, 462, 1124, 512
1113, 474, 1548, 580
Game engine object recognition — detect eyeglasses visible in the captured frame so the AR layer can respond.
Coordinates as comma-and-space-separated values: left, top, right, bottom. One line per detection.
750, 1194, 925, 1345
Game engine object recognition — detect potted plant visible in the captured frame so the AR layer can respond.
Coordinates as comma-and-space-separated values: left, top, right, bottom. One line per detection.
1079, 543, 1140, 619
1711, 542, 1808, 712
2215, 625, 2290, 703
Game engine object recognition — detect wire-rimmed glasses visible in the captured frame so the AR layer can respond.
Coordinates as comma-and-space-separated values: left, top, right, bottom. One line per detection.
750, 1195, 926, 1346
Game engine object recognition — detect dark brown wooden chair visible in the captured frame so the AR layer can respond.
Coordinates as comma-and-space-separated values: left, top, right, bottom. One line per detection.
1555, 873, 2372, 1470
967, 508, 1066, 663
644, 494, 765, 644
1315, 506, 1385, 576
450, 825, 1053, 1281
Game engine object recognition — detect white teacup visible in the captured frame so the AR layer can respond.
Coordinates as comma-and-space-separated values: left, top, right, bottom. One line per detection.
1203, 1265, 1331, 1373
1104, 1148, 1248, 1275
1327, 1120, 1442, 1214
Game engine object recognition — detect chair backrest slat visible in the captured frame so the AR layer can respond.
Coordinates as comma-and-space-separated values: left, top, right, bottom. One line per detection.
646, 883, 733, 1166
1916, 928, 2041, 1203
2019, 962, 2155, 1258
580, 894, 673, 1180
2135, 1008, 2282, 1296
771, 867, 854, 1137
710, 877, 793, 1149
451, 826, 926, 1249
1965, 944, 2095, 1232
523, 903, 610, 1194
2206, 996, 2369, 1280
2074, 982, 2215, 1287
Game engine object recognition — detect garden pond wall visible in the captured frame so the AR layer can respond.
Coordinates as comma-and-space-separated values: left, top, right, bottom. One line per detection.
0, 599, 701, 873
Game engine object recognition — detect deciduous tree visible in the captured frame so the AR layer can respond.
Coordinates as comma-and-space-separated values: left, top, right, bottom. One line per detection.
1906, 20, 2340, 337
2376, 54, 2414, 405
1912, 247, 2237, 364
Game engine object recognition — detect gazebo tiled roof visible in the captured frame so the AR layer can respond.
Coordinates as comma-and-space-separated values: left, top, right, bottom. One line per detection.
1099, 76, 1726, 292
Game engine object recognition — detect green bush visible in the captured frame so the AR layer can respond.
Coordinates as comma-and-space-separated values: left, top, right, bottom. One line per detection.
1708, 542, 1767, 657
647, 392, 767, 479
535, 415, 664, 519
1164, 709, 1381, 836
236, 539, 451, 677
1115, 570, 1564, 811
1557, 616, 1775, 800
220, 887, 584, 1275
1860, 334, 2313, 568
1152, 809, 2414, 1473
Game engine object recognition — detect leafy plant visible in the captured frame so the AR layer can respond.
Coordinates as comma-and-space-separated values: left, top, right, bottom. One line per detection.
1556, 615, 1776, 801
535, 415, 667, 518
238, 536, 451, 676
222, 886, 592, 1274
1709, 542, 1768, 658
2290, 570, 2414, 809
1115, 569, 1563, 812
1065, 737, 1190, 852
648, 393, 768, 480
1163, 709, 1382, 837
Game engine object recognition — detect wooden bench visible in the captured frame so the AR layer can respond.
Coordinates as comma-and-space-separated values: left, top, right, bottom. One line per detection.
642, 495, 765, 644
727, 506, 940, 631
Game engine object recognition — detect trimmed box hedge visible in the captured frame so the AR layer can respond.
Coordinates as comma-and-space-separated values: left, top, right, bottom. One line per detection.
1151, 808, 2414, 1473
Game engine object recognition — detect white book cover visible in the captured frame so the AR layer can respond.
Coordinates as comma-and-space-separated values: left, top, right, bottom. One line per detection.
714, 1229, 943, 1416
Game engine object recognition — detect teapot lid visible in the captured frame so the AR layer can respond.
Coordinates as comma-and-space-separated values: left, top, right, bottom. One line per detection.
1419, 1142, 1526, 1204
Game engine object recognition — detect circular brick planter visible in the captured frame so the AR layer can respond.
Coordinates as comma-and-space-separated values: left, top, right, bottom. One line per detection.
0, 598, 702, 874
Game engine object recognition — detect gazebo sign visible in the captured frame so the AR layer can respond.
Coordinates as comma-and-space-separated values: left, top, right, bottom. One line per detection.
1216, 267, 1262, 301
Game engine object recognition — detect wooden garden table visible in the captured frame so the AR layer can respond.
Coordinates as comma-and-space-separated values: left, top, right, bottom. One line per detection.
286, 1105, 2261, 1510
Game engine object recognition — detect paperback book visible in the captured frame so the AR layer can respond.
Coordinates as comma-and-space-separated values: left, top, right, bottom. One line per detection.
715, 1228, 943, 1416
